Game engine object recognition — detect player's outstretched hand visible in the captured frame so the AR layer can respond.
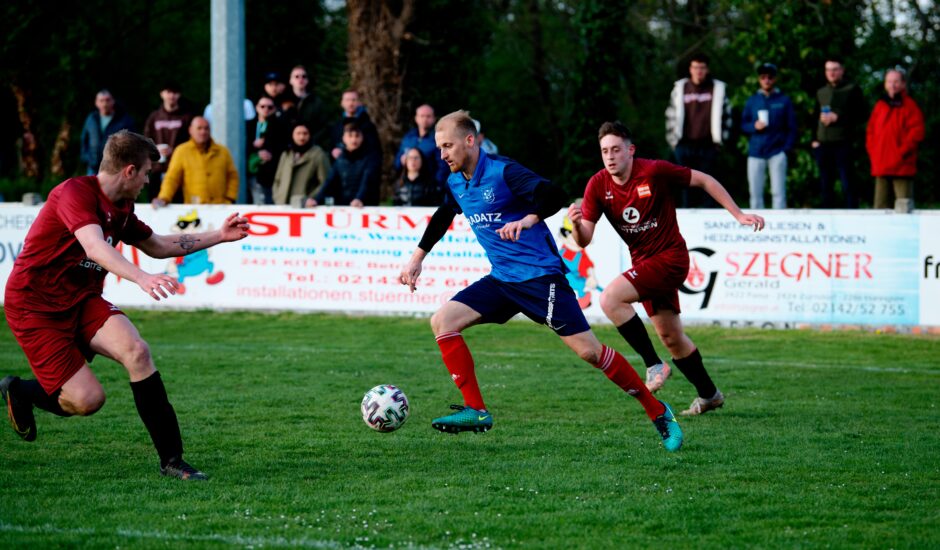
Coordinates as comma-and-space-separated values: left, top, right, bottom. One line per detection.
137, 273, 179, 301
399, 257, 423, 293
496, 214, 537, 242
220, 212, 250, 242
567, 203, 583, 225
738, 213, 766, 232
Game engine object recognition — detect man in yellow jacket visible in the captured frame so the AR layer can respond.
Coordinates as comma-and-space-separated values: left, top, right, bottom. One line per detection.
152, 117, 239, 206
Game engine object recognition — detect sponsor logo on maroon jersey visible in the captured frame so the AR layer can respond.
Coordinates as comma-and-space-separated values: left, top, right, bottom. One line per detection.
621, 207, 640, 224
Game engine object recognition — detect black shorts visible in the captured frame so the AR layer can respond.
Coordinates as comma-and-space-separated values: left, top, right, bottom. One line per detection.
451, 274, 591, 337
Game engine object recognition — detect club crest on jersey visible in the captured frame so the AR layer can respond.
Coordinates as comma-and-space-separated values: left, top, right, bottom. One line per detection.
622, 207, 640, 224
482, 187, 496, 204
637, 184, 651, 198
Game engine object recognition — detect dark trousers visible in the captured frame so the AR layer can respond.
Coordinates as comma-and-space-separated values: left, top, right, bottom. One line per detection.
674, 141, 719, 208
813, 142, 856, 208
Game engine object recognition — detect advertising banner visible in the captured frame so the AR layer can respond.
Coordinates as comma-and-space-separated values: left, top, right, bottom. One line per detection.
0, 204, 932, 328
918, 214, 940, 326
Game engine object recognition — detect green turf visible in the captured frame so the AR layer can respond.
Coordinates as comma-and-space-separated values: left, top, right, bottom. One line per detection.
1, 310, 938, 549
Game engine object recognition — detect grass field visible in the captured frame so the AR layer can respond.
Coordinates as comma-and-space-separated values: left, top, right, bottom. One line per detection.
0, 310, 938, 549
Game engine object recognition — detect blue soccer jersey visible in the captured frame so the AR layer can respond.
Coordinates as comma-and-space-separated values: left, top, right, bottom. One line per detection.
444, 150, 565, 282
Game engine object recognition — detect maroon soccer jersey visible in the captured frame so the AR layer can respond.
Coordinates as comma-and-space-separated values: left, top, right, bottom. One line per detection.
581, 158, 691, 262
5, 176, 153, 312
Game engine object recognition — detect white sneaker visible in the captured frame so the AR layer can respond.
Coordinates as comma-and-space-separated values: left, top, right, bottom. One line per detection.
680, 389, 725, 416
644, 362, 671, 393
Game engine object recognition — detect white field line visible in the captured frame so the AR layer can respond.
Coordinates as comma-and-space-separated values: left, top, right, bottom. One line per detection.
151, 343, 940, 375
0, 521, 456, 549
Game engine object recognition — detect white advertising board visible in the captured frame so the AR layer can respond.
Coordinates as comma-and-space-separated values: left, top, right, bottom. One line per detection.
0, 204, 933, 328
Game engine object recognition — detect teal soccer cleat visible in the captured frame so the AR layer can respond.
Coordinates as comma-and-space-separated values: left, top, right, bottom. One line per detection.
652, 401, 683, 452
431, 405, 493, 434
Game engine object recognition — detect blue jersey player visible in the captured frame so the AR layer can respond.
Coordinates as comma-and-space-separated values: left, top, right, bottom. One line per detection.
399, 111, 683, 452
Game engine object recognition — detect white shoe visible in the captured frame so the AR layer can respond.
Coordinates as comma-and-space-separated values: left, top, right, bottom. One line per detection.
680, 390, 725, 416
644, 362, 671, 393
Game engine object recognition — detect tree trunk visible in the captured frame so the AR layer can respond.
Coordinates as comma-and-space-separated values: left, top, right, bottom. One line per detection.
11, 84, 40, 180
346, 0, 416, 201
50, 119, 71, 178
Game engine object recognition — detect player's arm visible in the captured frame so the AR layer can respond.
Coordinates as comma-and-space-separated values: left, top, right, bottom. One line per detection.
690, 170, 765, 231
566, 202, 596, 247
496, 181, 567, 241
495, 161, 569, 241
399, 204, 457, 292
74, 224, 179, 301
135, 212, 250, 259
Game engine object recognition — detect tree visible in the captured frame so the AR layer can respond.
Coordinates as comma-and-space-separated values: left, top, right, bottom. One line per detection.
346, 0, 416, 198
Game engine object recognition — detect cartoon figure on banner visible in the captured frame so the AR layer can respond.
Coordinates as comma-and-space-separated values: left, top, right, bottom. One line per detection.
558, 215, 602, 309
166, 209, 225, 294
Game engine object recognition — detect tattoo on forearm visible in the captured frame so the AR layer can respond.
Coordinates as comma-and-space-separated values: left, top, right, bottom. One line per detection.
174, 234, 199, 252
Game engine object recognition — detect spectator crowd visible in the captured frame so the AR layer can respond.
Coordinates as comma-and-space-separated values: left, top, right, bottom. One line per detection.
76, 57, 925, 211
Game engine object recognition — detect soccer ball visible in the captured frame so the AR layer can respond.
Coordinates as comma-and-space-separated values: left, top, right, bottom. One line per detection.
361, 384, 410, 432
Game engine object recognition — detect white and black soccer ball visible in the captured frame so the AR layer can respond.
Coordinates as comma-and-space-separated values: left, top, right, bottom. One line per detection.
361, 384, 410, 432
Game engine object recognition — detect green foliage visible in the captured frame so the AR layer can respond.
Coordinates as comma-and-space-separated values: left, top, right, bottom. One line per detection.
0, 310, 938, 547
2, 0, 938, 206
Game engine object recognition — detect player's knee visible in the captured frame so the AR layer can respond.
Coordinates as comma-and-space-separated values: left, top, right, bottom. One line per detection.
430, 310, 455, 335
658, 331, 681, 351
124, 338, 153, 369
72, 388, 106, 416
598, 289, 621, 318
576, 345, 603, 366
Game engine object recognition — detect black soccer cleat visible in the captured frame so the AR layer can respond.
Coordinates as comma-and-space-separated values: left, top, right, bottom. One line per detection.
160, 456, 209, 481
0, 375, 37, 442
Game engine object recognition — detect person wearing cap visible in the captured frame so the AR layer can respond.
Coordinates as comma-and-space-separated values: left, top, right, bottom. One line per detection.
865, 68, 925, 210
741, 63, 797, 209
262, 71, 290, 116
143, 82, 195, 201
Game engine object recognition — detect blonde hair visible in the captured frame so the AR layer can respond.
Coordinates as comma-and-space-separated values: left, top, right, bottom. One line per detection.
436, 110, 478, 139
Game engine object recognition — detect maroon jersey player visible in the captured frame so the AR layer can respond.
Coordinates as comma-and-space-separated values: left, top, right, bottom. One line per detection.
568, 121, 764, 415
1, 130, 249, 480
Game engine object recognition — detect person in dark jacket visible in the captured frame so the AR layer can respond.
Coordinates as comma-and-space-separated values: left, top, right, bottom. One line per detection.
741, 63, 797, 209
328, 90, 381, 162
247, 96, 289, 204
309, 121, 379, 207
393, 147, 442, 206
143, 82, 194, 201
812, 57, 867, 208
80, 90, 135, 174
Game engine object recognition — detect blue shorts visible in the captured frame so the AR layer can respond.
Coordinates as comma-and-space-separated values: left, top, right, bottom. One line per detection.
451, 274, 591, 337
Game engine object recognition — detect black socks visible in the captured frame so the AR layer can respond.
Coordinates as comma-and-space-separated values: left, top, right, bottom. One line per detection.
14, 378, 71, 417
672, 348, 718, 399
130, 371, 183, 467
616, 314, 661, 368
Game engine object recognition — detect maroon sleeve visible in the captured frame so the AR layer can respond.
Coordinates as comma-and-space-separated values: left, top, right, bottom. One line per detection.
56, 181, 102, 234
580, 172, 603, 223
652, 159, 692, 188
120, 210, 154, 244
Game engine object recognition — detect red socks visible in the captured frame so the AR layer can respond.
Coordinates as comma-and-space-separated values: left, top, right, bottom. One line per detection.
436, 332, 486, 411
597, 345, 665, 420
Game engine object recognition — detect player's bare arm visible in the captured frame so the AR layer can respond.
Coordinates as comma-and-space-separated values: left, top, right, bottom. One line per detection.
566, 203, 596, 247
135, 213, 250, 258
399, 248, 427, 293
74, 224, 179, 301
690, 170, 765, 232
400, 205, 456, 293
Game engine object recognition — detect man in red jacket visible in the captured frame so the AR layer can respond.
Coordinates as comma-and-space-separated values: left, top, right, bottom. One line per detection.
865, 69, 925, 210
